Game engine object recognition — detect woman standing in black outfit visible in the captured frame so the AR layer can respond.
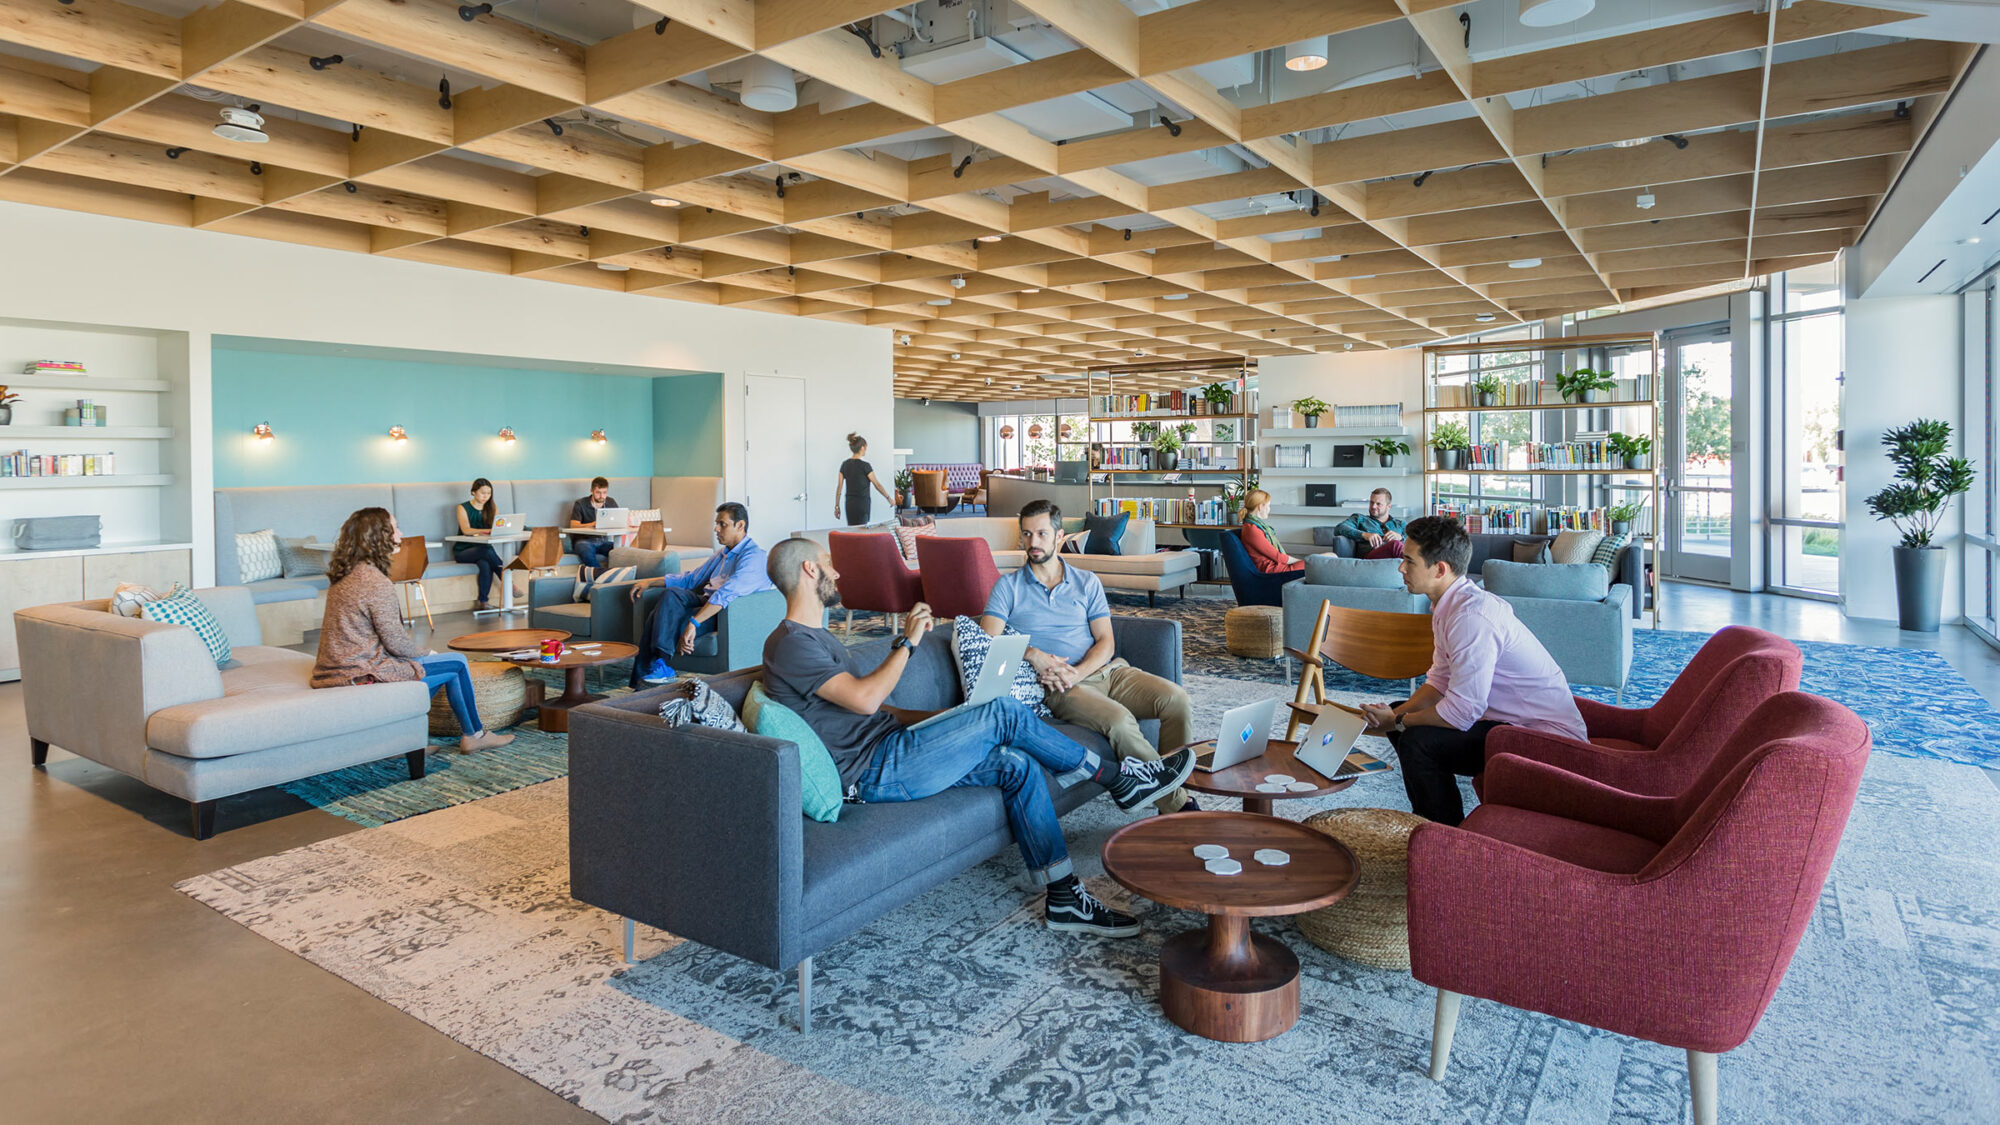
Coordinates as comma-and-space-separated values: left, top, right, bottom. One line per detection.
834, 433, 894, 526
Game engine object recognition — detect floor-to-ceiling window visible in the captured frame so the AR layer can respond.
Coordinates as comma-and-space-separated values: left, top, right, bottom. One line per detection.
982, 410, 1090, 471
1768, 262, 1845, 598
1963, 267, 1998, 642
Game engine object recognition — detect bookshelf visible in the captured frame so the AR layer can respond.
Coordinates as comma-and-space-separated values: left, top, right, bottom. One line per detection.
1084, 359, 1256, 533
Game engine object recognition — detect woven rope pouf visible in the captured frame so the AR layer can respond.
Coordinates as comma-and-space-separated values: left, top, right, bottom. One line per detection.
428, 661, 532, 736
1297, 807, 1427, 970
1224, 605, 1285, 659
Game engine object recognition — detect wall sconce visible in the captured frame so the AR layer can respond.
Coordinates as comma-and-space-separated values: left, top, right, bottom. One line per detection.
498, 426, 516, 444
590, 429, 607, 444
387, 425, 407, 443
252, 422, 274, 443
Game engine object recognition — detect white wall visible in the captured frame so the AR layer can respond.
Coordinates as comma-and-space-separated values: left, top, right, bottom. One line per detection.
1843, 293, 1964, 622
0, 203, 893, 583
892, 398, 980, 463
1257, 350, 1423, 545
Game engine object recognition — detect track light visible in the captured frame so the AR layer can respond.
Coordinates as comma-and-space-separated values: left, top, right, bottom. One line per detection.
1159, 115, 1181, 137
252, 422, 274, 443
497, 426, 516, 444
351, 123, 362, 141
591, 429, 608, 444
1309, 194, 1320, 218
309, 54, 344, 70
1412, 170, 1433, 188
1124, 228, 1132, 241
458, 2, 491, 20
544, 118, 563, 135
388, 425, 407, 443
953, 154, 974, 178
438, 77, 452, 110
1663, 134, 1689, 149
1895, 101, 1910, 119
164, 147, 187, 159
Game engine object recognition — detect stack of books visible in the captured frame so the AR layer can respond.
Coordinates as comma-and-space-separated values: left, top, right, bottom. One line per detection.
1092, 496, 1230, 526
1331, 403, 1402, 428
23, 360, 86, 376
3, 451, 116, 476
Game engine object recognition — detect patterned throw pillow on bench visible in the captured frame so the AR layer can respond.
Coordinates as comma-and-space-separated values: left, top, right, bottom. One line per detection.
138, 587, 232, 666
1590, 532, 1632, 575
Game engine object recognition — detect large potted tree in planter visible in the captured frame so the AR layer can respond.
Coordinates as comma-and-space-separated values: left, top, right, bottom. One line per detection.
1430, 420, 1470, 471
1865, 418, 1975, 632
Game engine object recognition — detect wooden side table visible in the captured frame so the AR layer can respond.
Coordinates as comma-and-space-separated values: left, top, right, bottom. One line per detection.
1182, 738, 1356, 816
1102, 812, 1358, 1042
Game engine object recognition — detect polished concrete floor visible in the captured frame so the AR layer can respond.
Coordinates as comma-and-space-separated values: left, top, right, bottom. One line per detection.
5, 583, 1998, 1122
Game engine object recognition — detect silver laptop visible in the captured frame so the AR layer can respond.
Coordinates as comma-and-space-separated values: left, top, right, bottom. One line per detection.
491, 513, 525, 534
1191, 697, 1278, 772
1293, 706, 1372, 781
909, 634, 1031, 730
595, 507, 631, 530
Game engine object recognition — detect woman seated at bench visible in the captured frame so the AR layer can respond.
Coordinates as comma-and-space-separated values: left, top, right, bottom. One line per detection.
453, 477, 515, 611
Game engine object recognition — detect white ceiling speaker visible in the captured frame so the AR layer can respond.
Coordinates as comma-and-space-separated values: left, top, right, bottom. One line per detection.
738, 55, 797, 112
1284, 37, 1328, 72
213, 105, 268, 143
1520, 0, 1595, 28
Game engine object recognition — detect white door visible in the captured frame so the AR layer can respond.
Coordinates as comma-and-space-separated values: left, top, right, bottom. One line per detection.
744, 374, 809, 536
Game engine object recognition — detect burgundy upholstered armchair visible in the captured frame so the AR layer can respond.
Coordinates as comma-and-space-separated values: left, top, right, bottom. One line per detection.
915, 535, 1001, 620
1487, 625, 1803, 796
1409, 691, 1871, 1125
829, 530, 922, 635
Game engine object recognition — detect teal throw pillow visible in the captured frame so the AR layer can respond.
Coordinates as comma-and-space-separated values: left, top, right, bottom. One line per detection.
748, 681, 844, 823
139, 589, 232, 666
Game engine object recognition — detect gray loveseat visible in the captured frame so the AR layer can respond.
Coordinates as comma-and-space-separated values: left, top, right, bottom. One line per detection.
1324, 528, 1647, 619
567, 614, 1182, 1029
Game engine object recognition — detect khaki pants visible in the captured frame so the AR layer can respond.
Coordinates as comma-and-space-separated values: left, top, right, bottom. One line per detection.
1044, 658, 1193, 812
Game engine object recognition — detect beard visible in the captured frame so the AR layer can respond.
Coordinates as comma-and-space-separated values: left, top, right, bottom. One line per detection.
1027, 545, 1052, 564
817, 570, 842, 607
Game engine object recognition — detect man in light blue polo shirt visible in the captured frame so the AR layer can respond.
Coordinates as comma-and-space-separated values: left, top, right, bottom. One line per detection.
982, 499, 1195, 812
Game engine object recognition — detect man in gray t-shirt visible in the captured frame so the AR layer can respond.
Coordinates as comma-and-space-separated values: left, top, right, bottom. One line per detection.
758, 536, 1195, 938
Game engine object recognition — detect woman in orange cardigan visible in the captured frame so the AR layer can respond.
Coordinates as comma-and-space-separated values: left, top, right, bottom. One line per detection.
1239, 489, 1305, 575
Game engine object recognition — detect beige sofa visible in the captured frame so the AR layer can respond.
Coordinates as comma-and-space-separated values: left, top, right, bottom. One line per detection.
791, 517, 1199, 601
16, 586, 431, 839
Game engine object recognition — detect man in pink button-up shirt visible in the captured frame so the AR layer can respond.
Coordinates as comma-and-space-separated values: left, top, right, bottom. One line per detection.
1360, 516, 1584, 825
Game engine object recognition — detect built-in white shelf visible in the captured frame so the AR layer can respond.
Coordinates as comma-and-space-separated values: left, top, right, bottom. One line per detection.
1260, 467, 1414, 478
2, 425, 173, 439
5, 374, 171, 392
0, 474, 174, 489
1263, 426, 1408, 438
0, 539, 193, 561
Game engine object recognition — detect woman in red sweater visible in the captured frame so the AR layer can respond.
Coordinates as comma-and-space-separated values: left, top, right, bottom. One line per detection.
1239, 489, 1305, 575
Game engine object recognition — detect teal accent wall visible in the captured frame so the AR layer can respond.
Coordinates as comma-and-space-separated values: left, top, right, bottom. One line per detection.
653, 371, 725, 476
213, 347, 663, 487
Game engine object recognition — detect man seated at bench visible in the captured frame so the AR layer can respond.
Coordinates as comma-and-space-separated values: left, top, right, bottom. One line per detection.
761, 536, 1197, 937
1334, 487, 1408, 559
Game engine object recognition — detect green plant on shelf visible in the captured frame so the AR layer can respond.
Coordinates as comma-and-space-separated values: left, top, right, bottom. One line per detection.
1429, 420, 1471, 451
1366, 437, 1411, 457
1556, 367, 1617, 403
1607, 496, 1648, 523
1131, 420, 1160, 442
1470, 373, 1504, 398
1200, 382, 1234, 408
1150, 427, 1185, 454
1607, 432, 1652, 458
1291, 395, 1330, 421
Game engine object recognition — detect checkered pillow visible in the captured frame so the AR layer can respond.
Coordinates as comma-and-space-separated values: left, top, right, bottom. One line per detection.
893, 520, 937, 562
138, 589, 232, 666
235, 528, 282, 583
1590, 532, 1632, 574
573, 564, 637, 602
949, 616, 1051, 718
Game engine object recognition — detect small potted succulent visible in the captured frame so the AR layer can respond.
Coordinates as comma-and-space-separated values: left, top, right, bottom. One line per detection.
1430, 420, 1471, 471
1470, 373, 1504, 408
893, 468, 914, 509
1608, 431, 1653, 471
0, 387, 19, 425
1366, 435, 1410, 468
1557, 367, 1617, 404
1292, 395, 1331, 428
1607, 497, 1647, 536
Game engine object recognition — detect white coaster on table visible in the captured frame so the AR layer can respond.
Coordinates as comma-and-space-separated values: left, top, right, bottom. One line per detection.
1254, 783, 1287, 793
1204, 857, 1243, 876
1263, 774, 1296, 785
1286, 781, 1318, 792
1192, 844, 1230, 860
1253, 849, 1291, 866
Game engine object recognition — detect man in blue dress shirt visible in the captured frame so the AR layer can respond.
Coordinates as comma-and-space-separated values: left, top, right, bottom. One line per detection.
629, 502, 773, 684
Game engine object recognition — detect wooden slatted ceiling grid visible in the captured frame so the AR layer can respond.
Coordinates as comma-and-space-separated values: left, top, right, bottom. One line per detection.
0, 0, 1971, 400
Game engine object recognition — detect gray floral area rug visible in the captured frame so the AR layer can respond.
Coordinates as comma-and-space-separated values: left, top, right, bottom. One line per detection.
178, 676, 1999, 1124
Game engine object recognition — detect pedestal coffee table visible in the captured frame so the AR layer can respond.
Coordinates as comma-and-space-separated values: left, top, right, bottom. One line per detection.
1102, 811, 1358, 1042
502, 642, 637, 733
448, 627, 571, 654
1183, 739, 1356, 816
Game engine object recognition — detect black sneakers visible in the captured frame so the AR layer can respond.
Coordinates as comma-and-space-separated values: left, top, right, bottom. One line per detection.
1044, 879, 1140, 937
1106, 747, 1197, 811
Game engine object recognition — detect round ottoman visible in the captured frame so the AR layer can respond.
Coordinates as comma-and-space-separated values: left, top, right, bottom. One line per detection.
1225, 605, 1285, 659
429, 660, 532, 736
1297, 807, 1426, 970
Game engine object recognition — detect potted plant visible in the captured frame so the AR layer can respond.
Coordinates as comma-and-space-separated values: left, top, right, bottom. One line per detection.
1556, 367, 1617, 404
1470, 373, 1504, 408
1864, 418, 1976, 632
1608, 431, 1653, 471
893, 468, 914, 509
1151, 426, 1185, 472
1292, 395, 1331, 428
1366, 436, 1410, 468
1430, 420, 1470, 471
0, 387, 18, 425
1200, 382, 1234, 414
1131, 421, 1159, 469
1607, 497, 1647, 536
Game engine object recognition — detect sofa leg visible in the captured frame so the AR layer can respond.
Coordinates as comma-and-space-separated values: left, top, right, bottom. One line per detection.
31, 738, 49, 766
1429, 989, 1462, 1081
1147, 591, 1156, 607
623, 917, 635, 964
189, 799, 218, 840
1616, 684, 1626, 705
798, 955, 814, 1033
1688, 1049, 1717, 1125
407, 750, 427, 780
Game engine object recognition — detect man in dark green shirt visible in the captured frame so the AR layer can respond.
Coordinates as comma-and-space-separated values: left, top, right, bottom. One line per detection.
1334, 488, 1407, 559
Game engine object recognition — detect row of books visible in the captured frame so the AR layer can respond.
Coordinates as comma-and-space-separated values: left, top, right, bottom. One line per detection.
1432, 377, 1651, 408
1094, 448, 1239, 470
1090, 390, 1247, 417
3, 451, 118, 476
22, 360, 86, 375
1432, 503, 1645, 535
1269, 403, 1403, 429
1457, 439, 1632, 471
1092, 496, 1234, 526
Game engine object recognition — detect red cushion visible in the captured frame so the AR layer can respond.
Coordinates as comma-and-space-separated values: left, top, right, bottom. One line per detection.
1590, 737, 1648, 753
1462, 805, 1660, 875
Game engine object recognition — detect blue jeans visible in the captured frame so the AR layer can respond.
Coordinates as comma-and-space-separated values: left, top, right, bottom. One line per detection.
857, 698, 1097, 885
575, 536, 616, 570
631, 585, 717, 686
417, 653, 484, 735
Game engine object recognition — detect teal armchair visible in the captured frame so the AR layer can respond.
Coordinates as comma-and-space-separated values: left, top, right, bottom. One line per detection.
631, 586, 787, 676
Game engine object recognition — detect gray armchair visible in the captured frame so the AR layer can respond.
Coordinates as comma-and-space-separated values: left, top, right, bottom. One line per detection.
1281, 555, 1431, 657
631, 586, 786, 676
528, 545, 678, 640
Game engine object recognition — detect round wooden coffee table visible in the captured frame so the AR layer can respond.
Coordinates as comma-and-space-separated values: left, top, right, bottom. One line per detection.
1102, 811, 1358, 1043
504, 642, 637, 733
448, 627, 572, 654
1183, 739, 1356, 816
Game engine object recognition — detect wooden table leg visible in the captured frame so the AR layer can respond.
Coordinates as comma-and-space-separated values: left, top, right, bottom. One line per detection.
537, 665, 605, 734
1158, 913, 1300, 1042
1241, 796, 1275, 816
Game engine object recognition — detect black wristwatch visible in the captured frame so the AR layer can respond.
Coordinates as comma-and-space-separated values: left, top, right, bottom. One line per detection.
891, 635, 911, 652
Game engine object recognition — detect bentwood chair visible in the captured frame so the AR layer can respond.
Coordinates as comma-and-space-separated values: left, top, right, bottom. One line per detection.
631, 519, 667, 552
505, 525, 564, 587
1285, 600, 1433, 738
386, 535, 433, 628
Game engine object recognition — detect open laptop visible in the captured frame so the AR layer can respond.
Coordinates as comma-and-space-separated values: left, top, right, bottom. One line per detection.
908, 634, 1032, 730
1293, 704, 1394, 781
1190, 697, 1278, 772
1055, 459, 1087, 484
491, 513, 525, 534
595, 507, 631, 530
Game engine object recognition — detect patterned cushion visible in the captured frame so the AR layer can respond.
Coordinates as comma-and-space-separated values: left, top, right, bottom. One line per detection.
278, 535, 325, 579
1550, 529, 1605, 565
949, 615, 1051, 718
138, 587, 232, 666
235, 528, 282, 583
893, 519, 938, 562
575, 564, 637, 603
110, 580, 172, 618
1590, 532, 1632, 573
745, 681, 845, 823
655, 679, 744, 732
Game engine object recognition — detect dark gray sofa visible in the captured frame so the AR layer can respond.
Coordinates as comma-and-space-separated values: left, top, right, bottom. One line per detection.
567, 614, 1182, 1030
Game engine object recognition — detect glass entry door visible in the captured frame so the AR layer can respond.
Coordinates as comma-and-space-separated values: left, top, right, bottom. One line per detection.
1662, 326, 1735, 584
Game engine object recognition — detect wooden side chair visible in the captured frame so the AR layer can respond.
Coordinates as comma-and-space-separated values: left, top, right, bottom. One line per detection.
1286, 600, 1434, 739
505, 525, 564, 590
631, 519, 667, 552
386, 535, 433, 629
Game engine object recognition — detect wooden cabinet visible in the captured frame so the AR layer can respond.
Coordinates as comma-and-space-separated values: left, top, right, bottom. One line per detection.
0, 547, 191, 679
82, 550, 191, 598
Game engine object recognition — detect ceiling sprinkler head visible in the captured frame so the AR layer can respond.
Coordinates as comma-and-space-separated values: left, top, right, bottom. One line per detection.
950, 276, 967, 289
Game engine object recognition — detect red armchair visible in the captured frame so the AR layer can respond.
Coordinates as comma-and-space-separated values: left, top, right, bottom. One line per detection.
1486, 625, 1803, 796
1410, 692, 1871, 1125
915, 535, 1001, 620
829, 530, 922, 635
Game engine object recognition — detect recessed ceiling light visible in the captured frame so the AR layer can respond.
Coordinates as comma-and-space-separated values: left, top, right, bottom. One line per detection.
927, 297, 952, 306
1022, 287, 1040, 294
649, 197, 679, 207
978, 234, 1002, 242
1507, 258, 1543, 269
1162, 292, 1189, 301
1520, 0, 1595, 28
213, 105, 268, 143
1283, 38, 1328, 71
597, 262, 629, 272
1476, 313, 1497, 322
1958, 236, 1983, 246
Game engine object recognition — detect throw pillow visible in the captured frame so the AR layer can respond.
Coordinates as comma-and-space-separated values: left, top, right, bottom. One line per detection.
138, 588, 231, 666
1083, 511, 1128, 555
277, 535, 326, 579
576, 565, 637, 602
109, 581, 168, 618
893, 519, 937, 562
655, 679, 745, 732
1510, 538, 1552, 565
949, 615, 1051, 717
1550, 528, 1605, 566
1590, 532, 1632, 573
747, 681, 845, 823
235, 528, 282, 583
